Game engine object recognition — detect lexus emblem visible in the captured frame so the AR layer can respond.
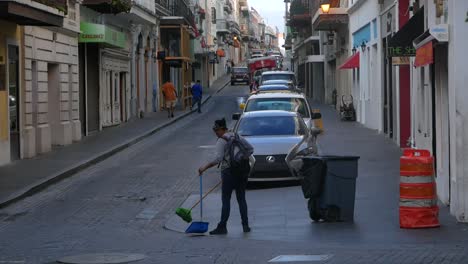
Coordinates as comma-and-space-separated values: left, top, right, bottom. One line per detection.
266, 156, 276, 163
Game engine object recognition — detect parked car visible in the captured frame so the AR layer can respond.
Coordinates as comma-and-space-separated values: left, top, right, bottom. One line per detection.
233, 110, 318, 182
256, 84, 291, 93
260, 71, 297, 87
261, 80, 302, 93
233, 92, 319, 128
230, 67, 249, 85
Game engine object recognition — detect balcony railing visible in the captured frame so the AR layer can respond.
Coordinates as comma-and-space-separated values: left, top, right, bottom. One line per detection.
288, 0, 311, 27
170, 0, 195, 26
155, 0, 170, 16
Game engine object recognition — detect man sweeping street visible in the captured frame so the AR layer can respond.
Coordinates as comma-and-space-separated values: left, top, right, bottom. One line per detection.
198, 118, 254, 235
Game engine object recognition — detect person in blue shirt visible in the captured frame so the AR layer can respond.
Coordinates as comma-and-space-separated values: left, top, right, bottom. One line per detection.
191, 80, 203, 113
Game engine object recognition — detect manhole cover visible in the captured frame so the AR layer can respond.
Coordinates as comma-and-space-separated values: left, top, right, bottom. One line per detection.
269, 255, 333, 262
57, 253, 146, 264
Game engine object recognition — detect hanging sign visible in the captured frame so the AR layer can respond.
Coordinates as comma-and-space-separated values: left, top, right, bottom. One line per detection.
414, 41, 433, 67
392, 57, 410, 65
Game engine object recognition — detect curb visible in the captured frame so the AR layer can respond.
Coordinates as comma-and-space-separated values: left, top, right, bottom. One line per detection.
0, 79, 231, 209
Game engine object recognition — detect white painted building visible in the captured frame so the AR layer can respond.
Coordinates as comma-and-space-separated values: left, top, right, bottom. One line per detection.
408, 0, 468, 222
22, 0, 82, 158
348, 0, 383, 132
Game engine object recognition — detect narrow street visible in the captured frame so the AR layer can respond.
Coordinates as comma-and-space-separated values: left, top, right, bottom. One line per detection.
1, 85, 468, 264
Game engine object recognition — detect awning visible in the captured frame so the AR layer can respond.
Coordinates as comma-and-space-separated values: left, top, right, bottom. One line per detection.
414, 41, 434, 68
387, 7, 424, 57
79, 22, 128, 49
339, 52, 360, 70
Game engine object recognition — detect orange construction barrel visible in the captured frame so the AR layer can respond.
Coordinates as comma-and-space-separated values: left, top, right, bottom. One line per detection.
399, 149, 440, 228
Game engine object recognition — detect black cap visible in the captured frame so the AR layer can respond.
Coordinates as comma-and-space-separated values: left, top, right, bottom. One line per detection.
213, 118, 227, 130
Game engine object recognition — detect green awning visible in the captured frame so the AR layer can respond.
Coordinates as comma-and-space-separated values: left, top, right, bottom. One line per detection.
79, 22, 127, 49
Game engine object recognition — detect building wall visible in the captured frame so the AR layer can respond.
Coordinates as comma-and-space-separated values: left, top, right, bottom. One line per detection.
447, 0, 468, 221
349, 0, 382, 132
22, 25, 80, 157
0, 20, 21, 166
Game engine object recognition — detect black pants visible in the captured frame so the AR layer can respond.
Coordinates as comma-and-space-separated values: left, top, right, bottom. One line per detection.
220, 169, 248, 226
192, 96, 202, 112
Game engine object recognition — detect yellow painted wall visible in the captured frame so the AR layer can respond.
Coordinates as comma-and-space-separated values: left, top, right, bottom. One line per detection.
0, 20, 20, 143
0, 92, 7, 140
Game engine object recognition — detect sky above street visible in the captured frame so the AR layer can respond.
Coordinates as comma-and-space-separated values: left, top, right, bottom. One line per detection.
248, 0, 285, 33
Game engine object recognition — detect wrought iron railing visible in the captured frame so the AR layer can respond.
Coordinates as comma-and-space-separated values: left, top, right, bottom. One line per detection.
170, 0, 195, 26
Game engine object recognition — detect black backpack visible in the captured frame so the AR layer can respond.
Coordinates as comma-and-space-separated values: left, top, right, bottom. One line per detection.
223, 133, 254, 175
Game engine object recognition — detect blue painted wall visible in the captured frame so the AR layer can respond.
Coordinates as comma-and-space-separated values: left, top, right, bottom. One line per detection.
352, 23, 371, 47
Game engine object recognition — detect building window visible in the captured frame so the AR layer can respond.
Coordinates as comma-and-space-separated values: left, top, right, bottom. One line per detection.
211, 7, 216, 24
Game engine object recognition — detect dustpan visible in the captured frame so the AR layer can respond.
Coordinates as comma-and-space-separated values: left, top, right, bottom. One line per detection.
185, 174, 209, 234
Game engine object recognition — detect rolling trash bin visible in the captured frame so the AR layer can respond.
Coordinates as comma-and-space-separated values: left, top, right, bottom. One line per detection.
298, 156, 360, 222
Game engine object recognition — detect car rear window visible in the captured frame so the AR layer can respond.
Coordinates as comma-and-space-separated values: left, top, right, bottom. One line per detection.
232, 68, 248, 73
261, 74, 295, 83
245, 98, 310, 118
237, 116, 306, 136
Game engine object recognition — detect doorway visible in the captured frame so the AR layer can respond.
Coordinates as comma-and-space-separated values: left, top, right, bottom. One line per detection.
48, 63, 60, 145
383, 38, 394, 138
8, 45, 19, 160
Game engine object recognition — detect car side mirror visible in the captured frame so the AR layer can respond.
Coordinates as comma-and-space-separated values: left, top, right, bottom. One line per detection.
232, 113, 241, 120
312, 112, 322, 120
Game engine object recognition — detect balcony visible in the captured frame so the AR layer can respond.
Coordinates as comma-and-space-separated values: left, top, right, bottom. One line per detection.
82, 0, 131, 14
161, 0, 196, 28
0, 0, 66, 26
224, 0, 232, 14
288, 0, 311, 28
312, 7, 348, 31
155, 0, 170, 16
238, 0, 247, 7
216, 19, 229, 34
228, 20, 240, 34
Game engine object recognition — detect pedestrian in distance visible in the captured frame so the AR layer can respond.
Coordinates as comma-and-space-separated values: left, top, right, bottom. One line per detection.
152, 82, 157, 112
191, 80, 203, 113
162, 80, 178, 118
198, 118, 254, 235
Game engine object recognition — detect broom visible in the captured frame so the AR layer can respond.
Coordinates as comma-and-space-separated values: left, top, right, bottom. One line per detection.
175, 178, 221, 223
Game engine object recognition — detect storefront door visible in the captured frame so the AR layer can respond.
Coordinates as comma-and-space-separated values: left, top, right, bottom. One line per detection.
8, 45, 19, 160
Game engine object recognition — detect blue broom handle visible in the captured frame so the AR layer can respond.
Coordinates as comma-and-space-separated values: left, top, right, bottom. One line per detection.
200, 174, 203, 220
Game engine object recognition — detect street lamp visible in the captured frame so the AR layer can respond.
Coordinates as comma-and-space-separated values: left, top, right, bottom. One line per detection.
360, 40, 367, 52
321, 4, 330, 14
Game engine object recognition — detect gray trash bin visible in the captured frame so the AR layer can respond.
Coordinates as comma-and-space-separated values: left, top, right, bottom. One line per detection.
319, 156, 359, 222
299, 156, 359, 222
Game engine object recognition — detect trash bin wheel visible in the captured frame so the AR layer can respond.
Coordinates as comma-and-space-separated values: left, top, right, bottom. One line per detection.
307, 199, 321, 222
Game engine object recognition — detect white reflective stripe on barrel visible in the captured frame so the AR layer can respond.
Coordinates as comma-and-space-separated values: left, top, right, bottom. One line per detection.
400, 175, 434, 184
399, 198, 438, 207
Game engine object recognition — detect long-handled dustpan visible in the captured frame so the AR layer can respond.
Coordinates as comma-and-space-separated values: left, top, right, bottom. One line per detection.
176, 179, 221, 223
185, 175, 209, 234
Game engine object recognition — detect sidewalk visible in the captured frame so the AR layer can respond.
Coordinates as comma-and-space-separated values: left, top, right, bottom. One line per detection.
166, 103, 468, 245
0, 74, 231, 208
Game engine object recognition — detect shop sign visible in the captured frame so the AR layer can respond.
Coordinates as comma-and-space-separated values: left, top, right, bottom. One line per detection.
392, 57, 410, 65
414, 41, 433, 67
79, 22, 127, 49
430, 24, 449, 42
388, 46, 416, 57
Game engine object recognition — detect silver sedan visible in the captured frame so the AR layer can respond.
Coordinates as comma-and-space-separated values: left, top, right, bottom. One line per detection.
233, 110, 319, 182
